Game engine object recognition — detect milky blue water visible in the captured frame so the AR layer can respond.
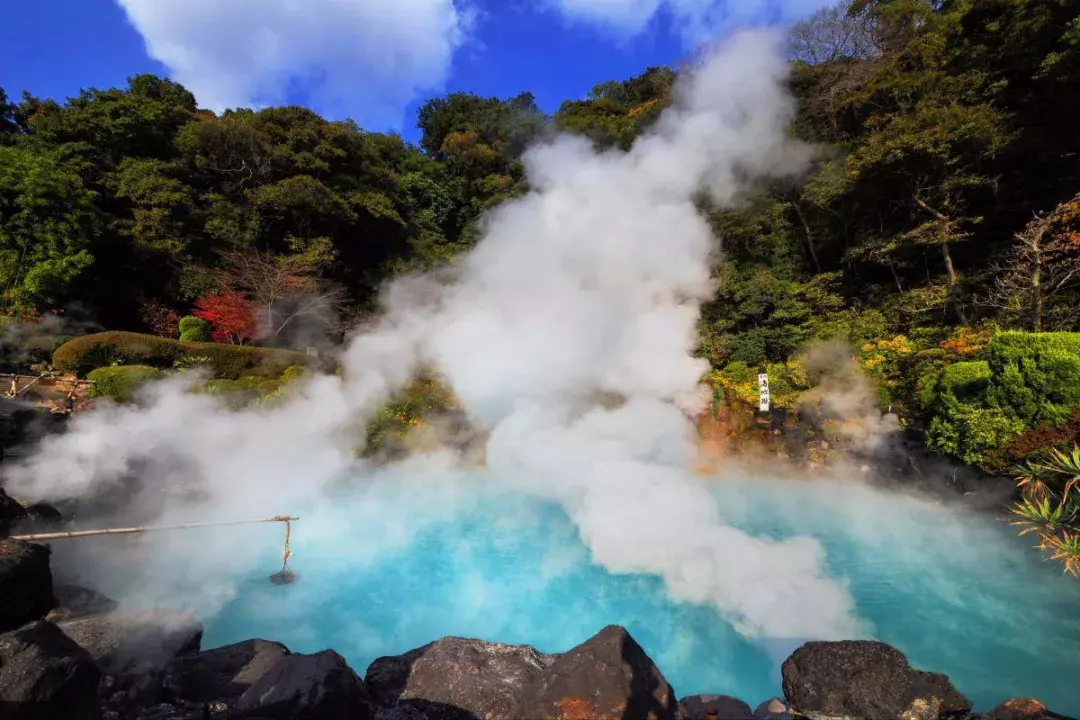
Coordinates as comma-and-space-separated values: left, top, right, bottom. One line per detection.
203, 475, 1080, 715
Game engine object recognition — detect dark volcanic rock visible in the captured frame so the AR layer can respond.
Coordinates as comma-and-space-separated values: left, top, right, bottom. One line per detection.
516, 625, 677, 720
57, 610, 203, 673
365, 636, 555, 720
986, 698, 1077, 720
0, 487, 28, 536
15, 502, 66, 535
0, 619, 101, 720
131, 702, 203, 720
47, 584, 120, 622
163, 638, 291, 702
234, 649, 372, 720
781, 640, 971, 719
679, 694, 753, 719
0, 537, 54, 633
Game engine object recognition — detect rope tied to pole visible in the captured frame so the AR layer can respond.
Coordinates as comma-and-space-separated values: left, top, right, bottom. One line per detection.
270, 517, 298, 585
11, 514, 302, 586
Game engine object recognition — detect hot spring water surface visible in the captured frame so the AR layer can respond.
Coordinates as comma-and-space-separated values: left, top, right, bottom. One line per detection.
202, 474, 1080, 715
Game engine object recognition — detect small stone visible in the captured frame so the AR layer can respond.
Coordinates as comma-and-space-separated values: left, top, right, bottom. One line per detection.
753, 697, 793, 719
679, 694, 752, 720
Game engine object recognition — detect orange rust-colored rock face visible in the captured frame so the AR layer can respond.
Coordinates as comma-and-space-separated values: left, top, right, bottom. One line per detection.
555, 696, 612, 720
988, 698, 1052, 720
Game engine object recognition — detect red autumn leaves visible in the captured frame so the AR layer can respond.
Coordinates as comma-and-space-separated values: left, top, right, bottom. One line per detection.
193, 288, 257, 344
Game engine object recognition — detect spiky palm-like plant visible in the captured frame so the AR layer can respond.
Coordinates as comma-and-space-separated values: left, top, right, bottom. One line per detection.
1011, 446, 1080, 575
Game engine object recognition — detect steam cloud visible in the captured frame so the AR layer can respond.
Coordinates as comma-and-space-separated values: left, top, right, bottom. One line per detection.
4, 31, 870, 643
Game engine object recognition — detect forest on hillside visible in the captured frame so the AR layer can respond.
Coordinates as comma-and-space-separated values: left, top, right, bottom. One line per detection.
2, 0, 1080, 495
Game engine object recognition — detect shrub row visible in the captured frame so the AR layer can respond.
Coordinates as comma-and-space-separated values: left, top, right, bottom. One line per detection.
53, 331, 312, 379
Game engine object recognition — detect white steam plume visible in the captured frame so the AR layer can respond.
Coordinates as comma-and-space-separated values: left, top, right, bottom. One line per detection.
4, 30, 867, 643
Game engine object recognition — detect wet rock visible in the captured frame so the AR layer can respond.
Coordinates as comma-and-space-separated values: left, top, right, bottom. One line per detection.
23, 501, 63, 521
47, 584, 119, 622
516, 625, 677, 720
986, 698, 1077, 720
365, 636, 555, 720
234, 649, 372, 720
163, 638, 291, 702
781, 640, 971, 720
127, 662, 167, 707
373, 706, 427, 720
753, 697, 795, 719
0, 487, 28, 536
133, 703, 201, 720
0, 619, 101, 720
679, 694, 753, 719
0, 537, 54, 633
57, 610, 203, 673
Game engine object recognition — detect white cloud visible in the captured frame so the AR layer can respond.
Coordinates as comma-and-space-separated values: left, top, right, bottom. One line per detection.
547, 0, 836, 46
116, 0, 475, 129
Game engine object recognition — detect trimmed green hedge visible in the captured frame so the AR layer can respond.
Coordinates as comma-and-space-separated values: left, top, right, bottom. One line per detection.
919, 360, 991, 411
54, 331, 311, 379
987, 331, 1080, 425
87, 365, 166, 403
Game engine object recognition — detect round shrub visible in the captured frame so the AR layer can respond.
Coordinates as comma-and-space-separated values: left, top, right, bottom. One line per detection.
87, 365, 166, 403
178, 316, 211, 343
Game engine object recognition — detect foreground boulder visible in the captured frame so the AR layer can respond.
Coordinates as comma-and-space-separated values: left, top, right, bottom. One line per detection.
0, 538, 54, 633
56, 610, 203, 673
163, 638, 291, 703
0, 487, 28, 536
234, 649, 372, 719
781, 641, 971, 719
365, 636, 555, 720
679, 694, 752, 719
46, 584, 119, 622
516, 625, 677, 720
0, 620, 101, 720
986, 698, 1078, 720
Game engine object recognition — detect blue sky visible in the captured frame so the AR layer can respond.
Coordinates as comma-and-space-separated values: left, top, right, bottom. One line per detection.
0, 0, 833, 144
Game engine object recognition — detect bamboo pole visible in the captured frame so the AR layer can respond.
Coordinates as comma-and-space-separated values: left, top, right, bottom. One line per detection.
11, 514, 299, 543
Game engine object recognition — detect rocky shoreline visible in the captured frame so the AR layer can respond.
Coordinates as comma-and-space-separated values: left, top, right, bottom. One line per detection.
1, 530, 1075, 720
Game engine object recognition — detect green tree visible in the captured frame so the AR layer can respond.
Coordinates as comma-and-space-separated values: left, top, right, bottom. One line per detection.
0, 145, 100, 312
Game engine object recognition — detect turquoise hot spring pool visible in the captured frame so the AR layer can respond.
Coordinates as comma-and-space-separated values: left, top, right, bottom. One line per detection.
200, 472, 1080, 715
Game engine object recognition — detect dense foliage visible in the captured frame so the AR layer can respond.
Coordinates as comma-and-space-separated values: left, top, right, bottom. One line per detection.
5, 0, 1080, 569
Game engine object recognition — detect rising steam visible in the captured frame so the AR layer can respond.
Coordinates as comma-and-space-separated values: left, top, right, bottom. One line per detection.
3, 31, 870, 643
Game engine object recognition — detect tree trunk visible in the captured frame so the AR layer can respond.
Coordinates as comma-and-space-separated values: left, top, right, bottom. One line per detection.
1032, 240, 1043, 333
888, 263, 903, 293
914, 197, 967, 324
941, 241, 958, 287
792, 201, 822, 273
